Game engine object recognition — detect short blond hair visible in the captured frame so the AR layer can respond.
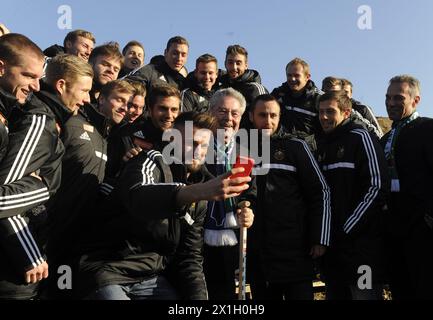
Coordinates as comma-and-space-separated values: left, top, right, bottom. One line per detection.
63, 29, 95, 47
285, 57, 310, 76
45, 54, 93, 86
99, 79, 135, 99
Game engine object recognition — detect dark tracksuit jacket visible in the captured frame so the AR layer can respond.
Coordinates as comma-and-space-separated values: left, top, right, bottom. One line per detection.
219, 69, 268, 129
317, 119, 389, 285
380, 116, 433, 298
0, 87, 68, 299
271, 80, 322, 141
351, 99, 383, 138
181, 72, 218, 114
45, 103, 108, 263
78, 149, 209, 300
127, 60, 187, 92
101, 116, 163, 199
253, 130, 331, 284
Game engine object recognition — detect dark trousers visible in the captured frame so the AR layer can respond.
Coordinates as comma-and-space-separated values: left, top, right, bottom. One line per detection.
203, 244, 238, 300
386, 219, 433, 300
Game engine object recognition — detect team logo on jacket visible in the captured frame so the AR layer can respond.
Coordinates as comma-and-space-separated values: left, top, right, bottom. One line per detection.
79, 131, 91, 141
337, 146, 345, 159
274, 149, 285, 161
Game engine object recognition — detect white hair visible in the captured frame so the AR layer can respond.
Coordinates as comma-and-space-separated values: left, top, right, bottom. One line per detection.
209, 87, 246, 115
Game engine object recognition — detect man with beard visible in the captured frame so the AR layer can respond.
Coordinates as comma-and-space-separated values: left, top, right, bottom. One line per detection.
77, 111, 253, 300
248, 94, 331, 300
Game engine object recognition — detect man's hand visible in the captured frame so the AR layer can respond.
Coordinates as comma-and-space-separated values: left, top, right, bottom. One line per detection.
25, 261, 49, 284
176, 167, 251, 206
310, 244, 327, 259
237, 201, 254, 228
122, 146, 142, 162
199, 167, 251, 201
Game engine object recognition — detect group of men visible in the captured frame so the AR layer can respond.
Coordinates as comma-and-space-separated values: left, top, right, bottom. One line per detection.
0, 26, 431, 300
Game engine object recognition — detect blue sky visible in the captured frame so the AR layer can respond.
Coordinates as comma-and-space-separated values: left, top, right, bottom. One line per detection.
2, 0, 433, 117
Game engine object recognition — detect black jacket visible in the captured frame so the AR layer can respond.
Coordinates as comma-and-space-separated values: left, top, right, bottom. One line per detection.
253, 130, 331, 283
127, 60, 187, 92
46, 104, 108, 260
317, 119, 389, 284
0, 87, 68, 298
78, 149, 208, 299
351, 99, 383, 138
181, 72, 218, 113
0, 87, 16, 162
271, 80, 322, 138
43, 44, 65, 58
380, 117, 433, 236
102, 117, 163, 198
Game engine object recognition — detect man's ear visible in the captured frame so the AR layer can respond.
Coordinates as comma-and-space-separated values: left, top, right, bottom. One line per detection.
414, 95, 421, 107
55, 79, 67, 95
343, 108, 351, 119
98, 94, 105, 108
64, 40, 72, 51
306, 73, 311, 80
249, 111, 254, 123
0, 59, 5, 77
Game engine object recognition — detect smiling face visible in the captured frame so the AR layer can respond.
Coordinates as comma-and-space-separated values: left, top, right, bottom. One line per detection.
225, 53, 248, 79
286, 63, 310, 93
195, 61, 217, 91
98, 90, 132, 124
65, 36, 94, 62
149, 95, 180, 131
124, 45, 144, 70
210, 95, 242, 144
57, 75, 92, 114
319, 99, 351, 133
0, 51, 44, 104
92, 55, 121, 86
386, 81, 420, 121
126, 94, 145, 123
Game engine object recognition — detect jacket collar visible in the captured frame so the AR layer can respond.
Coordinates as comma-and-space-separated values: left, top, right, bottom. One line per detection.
0, 86, 18, 120
33, 83, 74, 127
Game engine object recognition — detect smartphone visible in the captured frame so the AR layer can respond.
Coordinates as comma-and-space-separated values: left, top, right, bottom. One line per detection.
230, 156, 255, 182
